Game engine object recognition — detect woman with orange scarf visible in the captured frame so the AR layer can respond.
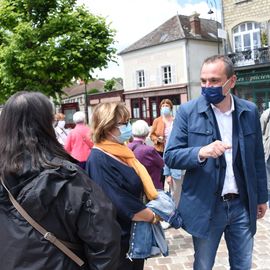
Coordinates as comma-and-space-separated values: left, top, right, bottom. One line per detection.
86, 102, 159, 270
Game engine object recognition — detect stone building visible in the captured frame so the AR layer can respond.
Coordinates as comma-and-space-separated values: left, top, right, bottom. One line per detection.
223, 0, 270, 113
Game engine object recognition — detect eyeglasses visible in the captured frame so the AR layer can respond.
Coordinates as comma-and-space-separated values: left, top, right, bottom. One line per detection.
116, 120, 130, 127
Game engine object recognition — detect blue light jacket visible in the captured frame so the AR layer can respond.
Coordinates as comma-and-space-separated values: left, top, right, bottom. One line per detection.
164, 95, 268, 238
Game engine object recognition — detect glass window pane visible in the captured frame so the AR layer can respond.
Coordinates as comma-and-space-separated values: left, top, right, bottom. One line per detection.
65, 109, 76, 124
234, 35, 242, 52
247, 22, 252, 30
136, 70, 145, 88
162, 65, 172, 84
233, 26, 239, 34
243, 33, 251, 50
142, 102, 147, 118
240, 23, 246, 32
253, 31, 260, 48
152, 102, 157, 119
132, 99, 140, 118
135, 108, 140, 118
255, 22, 260, 29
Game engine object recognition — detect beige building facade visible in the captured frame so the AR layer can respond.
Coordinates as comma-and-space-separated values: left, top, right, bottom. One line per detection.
120, 14, 220, 124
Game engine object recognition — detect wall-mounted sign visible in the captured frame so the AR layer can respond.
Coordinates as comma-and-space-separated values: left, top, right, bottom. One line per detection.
236, 69, 270, 84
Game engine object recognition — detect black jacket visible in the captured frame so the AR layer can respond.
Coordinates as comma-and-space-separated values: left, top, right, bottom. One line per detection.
0, 158, 121, 270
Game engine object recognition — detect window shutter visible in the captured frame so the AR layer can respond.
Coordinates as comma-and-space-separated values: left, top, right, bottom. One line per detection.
171, 65, 176, 84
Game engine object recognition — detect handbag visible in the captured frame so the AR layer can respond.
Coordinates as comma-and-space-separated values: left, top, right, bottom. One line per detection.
0, 177, 85, 267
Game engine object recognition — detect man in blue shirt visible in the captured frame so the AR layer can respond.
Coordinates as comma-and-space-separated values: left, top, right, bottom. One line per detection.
164, 55, 268, 269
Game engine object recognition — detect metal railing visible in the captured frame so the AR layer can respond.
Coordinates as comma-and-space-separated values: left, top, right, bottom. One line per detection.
228, 46, 270, 67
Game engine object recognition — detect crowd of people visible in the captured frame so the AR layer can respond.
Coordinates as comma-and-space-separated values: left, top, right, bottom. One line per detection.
0, 54, 268, 270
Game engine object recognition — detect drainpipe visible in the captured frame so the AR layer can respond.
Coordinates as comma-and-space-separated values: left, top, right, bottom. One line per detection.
220, 0, 226, 54
185, 39, 192, 101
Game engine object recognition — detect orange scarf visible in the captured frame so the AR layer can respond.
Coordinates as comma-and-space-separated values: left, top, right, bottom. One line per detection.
95, 140, 158, 200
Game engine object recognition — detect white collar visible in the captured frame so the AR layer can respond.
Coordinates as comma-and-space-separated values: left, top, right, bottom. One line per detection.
211, 94, 235, 115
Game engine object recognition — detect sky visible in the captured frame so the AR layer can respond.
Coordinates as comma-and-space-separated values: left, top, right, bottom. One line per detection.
77, 0, 221, 80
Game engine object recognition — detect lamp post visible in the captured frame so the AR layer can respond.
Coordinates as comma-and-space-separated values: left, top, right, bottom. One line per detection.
84, 82, 89, 124
207, 0, 226, 54
207, 0, 220, 54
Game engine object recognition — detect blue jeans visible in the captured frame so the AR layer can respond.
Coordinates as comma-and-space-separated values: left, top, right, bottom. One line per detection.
193, 198, 253, 270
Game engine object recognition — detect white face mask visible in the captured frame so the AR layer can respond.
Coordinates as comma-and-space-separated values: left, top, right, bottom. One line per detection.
57, 120, 66, 129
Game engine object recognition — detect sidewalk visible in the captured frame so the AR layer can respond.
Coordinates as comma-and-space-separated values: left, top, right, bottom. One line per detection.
144, 210, 270, 270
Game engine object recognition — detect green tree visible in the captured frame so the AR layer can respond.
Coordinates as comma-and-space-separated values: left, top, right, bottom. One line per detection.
0, 0, 116, 102
104, 79, 116, 92
88, 88, 99, 94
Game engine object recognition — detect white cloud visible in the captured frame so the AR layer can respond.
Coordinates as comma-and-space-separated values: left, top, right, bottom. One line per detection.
77, 0, 219, 79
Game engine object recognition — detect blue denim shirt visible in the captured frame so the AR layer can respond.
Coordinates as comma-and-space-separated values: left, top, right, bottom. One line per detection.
147, 191, 182, 228
127, 191, 182, 259
127, 221, 167, 260
163, 128, 184, 180
163, 164, 183, 179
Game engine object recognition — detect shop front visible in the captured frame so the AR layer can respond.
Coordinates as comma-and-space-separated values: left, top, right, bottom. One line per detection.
124, 84, 187, 125
233, 67, 270, 114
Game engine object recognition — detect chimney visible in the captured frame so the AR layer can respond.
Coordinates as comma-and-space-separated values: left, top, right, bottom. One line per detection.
77, 79, 85, 85
190, 12, 201, 36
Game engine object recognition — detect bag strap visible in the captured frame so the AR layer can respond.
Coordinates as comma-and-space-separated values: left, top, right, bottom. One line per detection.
81, 134, 93, 149
0, 178, 85, 267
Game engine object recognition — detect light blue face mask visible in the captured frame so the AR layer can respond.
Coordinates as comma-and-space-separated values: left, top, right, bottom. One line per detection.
115, 122, 132, 144
161, 107, 171, 116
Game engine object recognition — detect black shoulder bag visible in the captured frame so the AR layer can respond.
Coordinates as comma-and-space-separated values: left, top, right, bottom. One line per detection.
0, 178, 85, 267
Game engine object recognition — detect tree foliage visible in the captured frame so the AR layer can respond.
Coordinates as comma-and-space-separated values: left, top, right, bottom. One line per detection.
104, 79, 116, 92
87, 88, 99, 94
0, 0, 116, 102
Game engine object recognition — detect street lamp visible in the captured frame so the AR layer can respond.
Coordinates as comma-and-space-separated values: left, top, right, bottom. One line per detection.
207, 0, 217, 17
207, 0, 220, 54
84, 82, 89, 124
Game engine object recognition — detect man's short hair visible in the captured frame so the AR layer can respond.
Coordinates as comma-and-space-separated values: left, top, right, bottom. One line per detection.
202, 55, 234, 78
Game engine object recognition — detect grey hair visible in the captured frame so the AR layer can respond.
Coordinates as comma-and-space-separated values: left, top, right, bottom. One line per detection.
73, 111, 85, 124
132, 120, 150, 138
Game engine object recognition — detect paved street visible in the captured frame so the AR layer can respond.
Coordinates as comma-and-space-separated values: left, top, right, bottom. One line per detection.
144, 209, 270, 270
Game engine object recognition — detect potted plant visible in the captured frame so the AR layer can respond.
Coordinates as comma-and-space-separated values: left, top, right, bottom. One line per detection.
261, 31, 268, 47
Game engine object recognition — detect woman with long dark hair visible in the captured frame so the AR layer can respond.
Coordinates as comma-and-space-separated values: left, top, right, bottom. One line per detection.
0, 91, 121, 270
